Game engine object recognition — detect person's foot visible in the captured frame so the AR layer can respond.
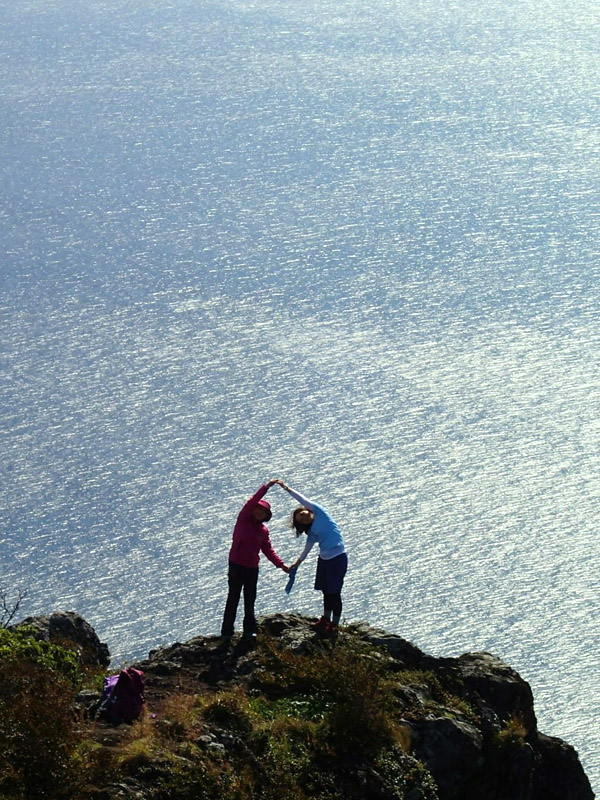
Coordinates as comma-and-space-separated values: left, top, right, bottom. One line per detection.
242, 631, 257, 640
313, 616, 330, 633
317, 621, 339, 642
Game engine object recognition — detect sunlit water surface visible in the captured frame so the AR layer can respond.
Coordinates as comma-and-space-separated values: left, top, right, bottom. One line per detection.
1, 0, 599, 790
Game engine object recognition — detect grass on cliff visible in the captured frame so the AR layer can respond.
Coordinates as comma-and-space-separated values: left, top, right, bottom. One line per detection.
109, 632, 443, 800
0, 625, 453, 799
0, 626, 91, 800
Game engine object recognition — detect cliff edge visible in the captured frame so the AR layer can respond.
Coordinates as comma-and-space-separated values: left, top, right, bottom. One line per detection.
92, 612, 592, 800
13, 611, 594, 800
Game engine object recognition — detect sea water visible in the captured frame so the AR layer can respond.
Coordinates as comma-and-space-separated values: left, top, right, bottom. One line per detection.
1, 0, 599, 790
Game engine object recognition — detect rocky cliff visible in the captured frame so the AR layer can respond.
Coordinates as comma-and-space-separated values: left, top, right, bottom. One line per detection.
17, 611, 594, 800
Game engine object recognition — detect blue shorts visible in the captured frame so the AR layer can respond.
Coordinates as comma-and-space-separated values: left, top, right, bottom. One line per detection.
314, 552, 348, 594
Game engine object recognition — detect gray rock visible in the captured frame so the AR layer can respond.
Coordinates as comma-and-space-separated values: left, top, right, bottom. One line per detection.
411, 716, 483, 798
532, 733, 595, 800
15, 611, 110, 667
454, 652, 537, 734
346, 620, 428, 666
143, 660, 181, 676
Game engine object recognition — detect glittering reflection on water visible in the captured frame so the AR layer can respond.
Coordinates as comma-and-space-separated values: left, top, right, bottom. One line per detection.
1, 0, 599, 789
4, 289, 600, 752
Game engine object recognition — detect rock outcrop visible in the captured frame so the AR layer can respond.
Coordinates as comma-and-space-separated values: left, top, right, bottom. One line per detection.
27, 610, 591, 799
15, 610, 111, 668
129, 612, 593, 800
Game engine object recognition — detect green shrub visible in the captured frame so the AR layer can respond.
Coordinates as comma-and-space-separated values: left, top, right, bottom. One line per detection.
155, 756, 247, 800
257, 635, 400, 759
0, 628, 86, 799
201, 691, 254, 736
249, 692, 329, 722
495, 713, 528, 748
0, 627, 81, 686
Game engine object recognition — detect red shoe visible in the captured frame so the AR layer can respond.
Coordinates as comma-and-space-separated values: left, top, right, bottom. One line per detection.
313, 616, 330, 633
325, 622, 339, 642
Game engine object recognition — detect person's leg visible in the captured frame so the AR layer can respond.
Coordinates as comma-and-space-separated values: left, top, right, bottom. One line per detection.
313, 559, 331, 630
221, 562, 244, 636
330, 593, 342, 625
242, 566, 259, 634
324, 553, 348, 634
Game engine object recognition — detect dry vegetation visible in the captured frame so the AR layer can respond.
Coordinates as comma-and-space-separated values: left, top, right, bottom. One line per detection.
0, 626, 476, 799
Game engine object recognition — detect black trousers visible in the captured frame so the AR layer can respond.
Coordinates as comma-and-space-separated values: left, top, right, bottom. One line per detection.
323, 592, 343, 618
221, 561, 259, 636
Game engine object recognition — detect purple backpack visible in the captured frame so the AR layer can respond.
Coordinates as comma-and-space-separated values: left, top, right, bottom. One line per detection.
100, 667, 145, 724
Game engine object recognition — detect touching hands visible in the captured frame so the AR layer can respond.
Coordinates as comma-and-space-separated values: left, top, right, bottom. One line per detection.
266, 478, 287, 489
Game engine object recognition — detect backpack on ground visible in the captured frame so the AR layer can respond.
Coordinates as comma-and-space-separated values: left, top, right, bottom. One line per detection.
98, 667, 145, 724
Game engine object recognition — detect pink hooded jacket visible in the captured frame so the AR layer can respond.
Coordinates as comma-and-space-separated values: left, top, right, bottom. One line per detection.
228, 485, 284, 569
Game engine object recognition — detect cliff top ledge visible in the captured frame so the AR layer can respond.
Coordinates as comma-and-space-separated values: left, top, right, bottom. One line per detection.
18, 611, 595, 800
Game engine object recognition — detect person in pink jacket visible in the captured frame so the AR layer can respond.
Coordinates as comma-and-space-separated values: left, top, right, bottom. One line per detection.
220, 480, 290, 639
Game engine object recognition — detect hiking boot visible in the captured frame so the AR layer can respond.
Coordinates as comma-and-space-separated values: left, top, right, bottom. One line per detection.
316, 621, 337, 640
313, 616, 330, 633
326, 622, 339, 642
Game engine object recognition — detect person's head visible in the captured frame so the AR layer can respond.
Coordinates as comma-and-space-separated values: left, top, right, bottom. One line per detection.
291, 506, 314, 536
252, 500, 272, 523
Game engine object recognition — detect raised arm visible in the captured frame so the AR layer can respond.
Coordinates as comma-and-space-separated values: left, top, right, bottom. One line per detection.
238, 479, 278, 518
275, 480, 315, 511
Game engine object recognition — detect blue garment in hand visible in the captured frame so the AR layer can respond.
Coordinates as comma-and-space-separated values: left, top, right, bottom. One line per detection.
285, 565, 297, 594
